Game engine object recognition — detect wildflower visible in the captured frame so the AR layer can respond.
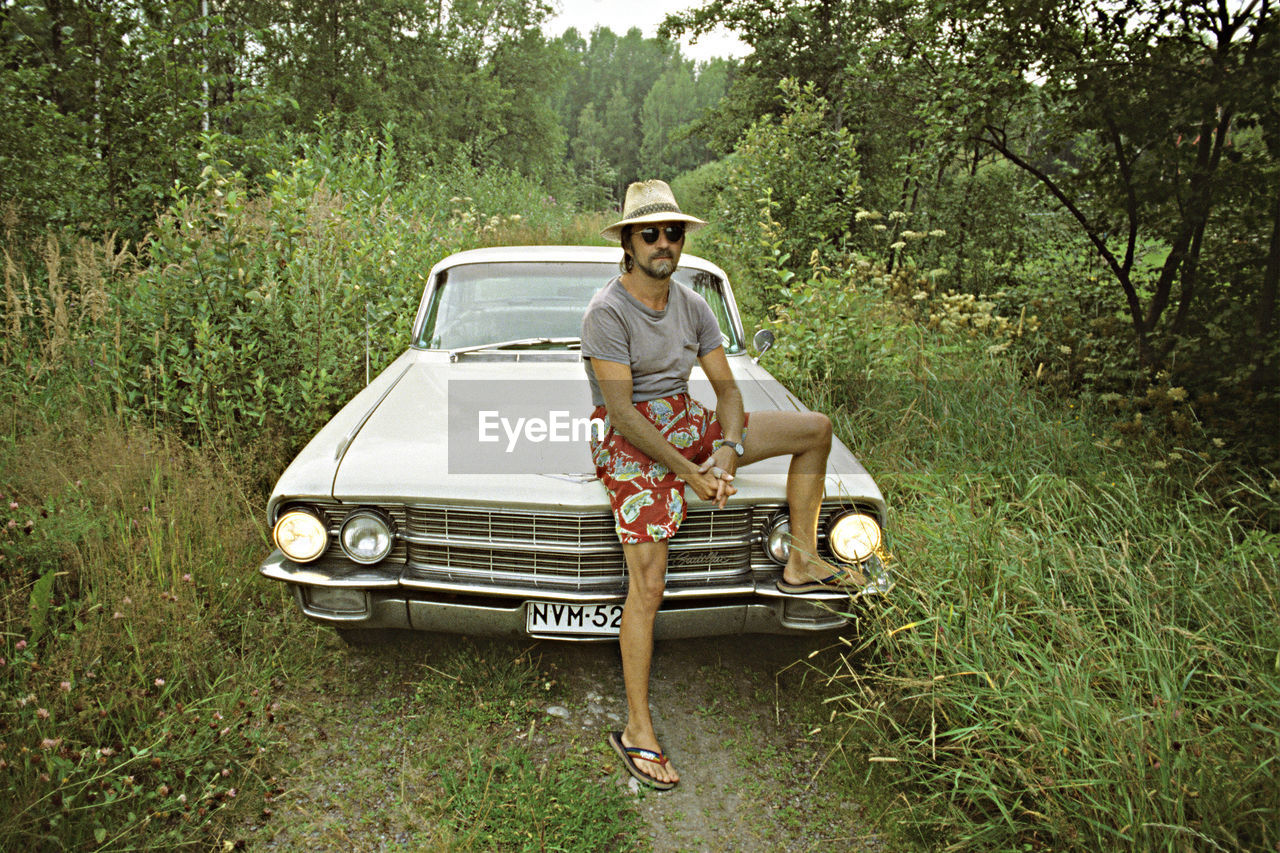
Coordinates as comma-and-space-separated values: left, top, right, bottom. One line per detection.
1168, 387, 1188, 402
40, 738, 62, 750
8, 502, 16, 510
912, 291, 928, 301
1058, 345, 1072, 355
59, 681, 71, 692
1212, 438, 1225, 448
929, 229, 947, 237
1152, 460, 1168, 469
873, 224, 888, 232
122, 596, 132, 605
15, 640, 25, 651
889, 241, 906, 251
37, 708, 50, 719
154, 678, 165, 688
182, 573, 193, 583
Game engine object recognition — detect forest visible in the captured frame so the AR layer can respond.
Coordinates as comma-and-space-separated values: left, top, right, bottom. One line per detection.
2, 0, 1275, 471
1, 0, 1278, 850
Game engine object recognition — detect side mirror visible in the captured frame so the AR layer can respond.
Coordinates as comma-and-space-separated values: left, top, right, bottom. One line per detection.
752, 328, 775, 363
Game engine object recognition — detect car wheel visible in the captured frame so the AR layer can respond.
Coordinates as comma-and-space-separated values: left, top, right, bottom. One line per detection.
335, 627, 400, 646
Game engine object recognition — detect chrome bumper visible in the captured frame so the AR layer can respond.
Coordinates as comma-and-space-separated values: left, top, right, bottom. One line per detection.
260, 549, 888, 639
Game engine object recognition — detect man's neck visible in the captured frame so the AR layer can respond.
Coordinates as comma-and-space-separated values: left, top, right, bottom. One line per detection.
620, 269, 671, 311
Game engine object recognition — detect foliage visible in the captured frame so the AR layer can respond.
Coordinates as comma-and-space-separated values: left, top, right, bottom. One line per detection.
755, 257, 1280, 851
550, 26, 732, 204
0, 0, 573, 242
89, 131, 566, 453
712, 79, 859, 311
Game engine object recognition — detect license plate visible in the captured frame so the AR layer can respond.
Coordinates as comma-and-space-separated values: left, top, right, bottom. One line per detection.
526, 601, 623, 636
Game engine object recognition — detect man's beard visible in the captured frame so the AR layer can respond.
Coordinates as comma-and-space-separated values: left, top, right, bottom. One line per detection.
635, 253, 675, 279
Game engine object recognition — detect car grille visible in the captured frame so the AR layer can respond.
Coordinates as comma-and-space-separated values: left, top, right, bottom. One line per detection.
401, 504, 756, 594
305, 501, 865, 597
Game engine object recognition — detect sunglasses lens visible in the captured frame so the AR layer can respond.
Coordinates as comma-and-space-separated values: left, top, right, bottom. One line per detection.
638, 224, 685, 244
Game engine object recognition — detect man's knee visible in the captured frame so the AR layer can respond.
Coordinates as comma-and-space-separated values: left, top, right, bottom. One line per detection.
623, 546, 668, 608
806, 412, 832, 447
628, 567, 666, 609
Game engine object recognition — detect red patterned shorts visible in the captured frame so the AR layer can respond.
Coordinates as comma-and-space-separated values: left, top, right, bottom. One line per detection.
590, 394, 748, 544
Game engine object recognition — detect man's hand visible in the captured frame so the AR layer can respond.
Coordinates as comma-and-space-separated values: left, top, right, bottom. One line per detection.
687, 447, 738, 508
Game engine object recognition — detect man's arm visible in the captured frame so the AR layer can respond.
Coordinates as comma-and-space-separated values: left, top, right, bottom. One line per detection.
697, 346, 745, 480
591, 357, 734, 507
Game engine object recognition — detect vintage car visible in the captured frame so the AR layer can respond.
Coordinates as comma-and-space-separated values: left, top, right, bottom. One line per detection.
260, 245, 890, 642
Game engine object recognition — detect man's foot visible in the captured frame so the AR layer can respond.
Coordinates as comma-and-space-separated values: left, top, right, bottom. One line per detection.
778, 556, 869, 593
609, 731, 679, 790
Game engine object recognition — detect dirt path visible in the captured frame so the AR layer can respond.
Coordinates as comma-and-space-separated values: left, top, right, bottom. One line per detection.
547, 636, 886, 852
245, 631, 886, 852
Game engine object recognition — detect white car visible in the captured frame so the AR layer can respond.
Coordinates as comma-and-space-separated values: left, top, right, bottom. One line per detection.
260, 246, 889, 642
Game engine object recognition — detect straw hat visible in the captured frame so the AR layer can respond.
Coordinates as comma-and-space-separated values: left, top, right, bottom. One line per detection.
601, 180, 708, 242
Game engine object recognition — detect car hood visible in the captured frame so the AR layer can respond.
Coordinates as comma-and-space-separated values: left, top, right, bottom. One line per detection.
273, 351, 882, 513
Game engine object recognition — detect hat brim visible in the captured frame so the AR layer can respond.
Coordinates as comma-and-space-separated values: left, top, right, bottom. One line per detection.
601, 211, 708, 242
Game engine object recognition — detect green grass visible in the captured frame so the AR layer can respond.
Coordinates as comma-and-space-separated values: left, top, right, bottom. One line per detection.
763, 286, 1280, 851
0, 388, 313, 849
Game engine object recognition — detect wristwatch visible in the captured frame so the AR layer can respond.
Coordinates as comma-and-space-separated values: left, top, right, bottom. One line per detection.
714, 438, 745, 456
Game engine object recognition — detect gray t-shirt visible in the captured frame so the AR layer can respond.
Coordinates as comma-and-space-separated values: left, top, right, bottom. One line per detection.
581, 276, 723, 406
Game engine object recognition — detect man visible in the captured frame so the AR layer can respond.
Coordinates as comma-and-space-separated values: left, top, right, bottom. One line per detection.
581, 180, 867, 790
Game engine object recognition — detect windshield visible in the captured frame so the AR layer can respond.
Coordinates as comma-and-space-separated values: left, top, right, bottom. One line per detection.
416, 260, 743, 353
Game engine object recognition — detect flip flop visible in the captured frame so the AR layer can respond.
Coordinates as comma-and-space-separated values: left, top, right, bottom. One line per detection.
776, 568, 868, 594
608, 731, 678, 791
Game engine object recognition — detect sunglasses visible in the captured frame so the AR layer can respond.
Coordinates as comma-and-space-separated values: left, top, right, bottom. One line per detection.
637, 223, 686, 244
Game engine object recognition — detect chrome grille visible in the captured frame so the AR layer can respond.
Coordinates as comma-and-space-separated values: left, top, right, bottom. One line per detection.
404, 504, 752, 546
402, 503, 755, 594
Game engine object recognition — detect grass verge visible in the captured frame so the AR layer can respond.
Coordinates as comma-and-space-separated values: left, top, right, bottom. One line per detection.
766, 283, 1280, 851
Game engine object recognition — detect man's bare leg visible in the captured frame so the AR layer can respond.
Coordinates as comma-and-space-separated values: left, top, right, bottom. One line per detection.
735, 410, 869, 587
617, 539, 679, 785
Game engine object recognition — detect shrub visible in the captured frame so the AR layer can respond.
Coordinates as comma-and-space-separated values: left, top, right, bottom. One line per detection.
92, 131, 571, 455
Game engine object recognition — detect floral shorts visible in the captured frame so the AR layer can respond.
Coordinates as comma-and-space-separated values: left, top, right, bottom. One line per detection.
590, 394, 748, 544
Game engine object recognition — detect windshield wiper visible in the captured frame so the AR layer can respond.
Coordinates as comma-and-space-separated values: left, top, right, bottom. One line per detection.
448, 337, 581, 361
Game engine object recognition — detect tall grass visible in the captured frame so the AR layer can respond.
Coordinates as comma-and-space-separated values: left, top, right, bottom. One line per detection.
758, 265, 1280, 850
0, 386, 320, 848
0, 147, 622, 848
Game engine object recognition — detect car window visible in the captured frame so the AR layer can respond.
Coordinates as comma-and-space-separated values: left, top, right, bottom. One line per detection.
416, 261, 744, 353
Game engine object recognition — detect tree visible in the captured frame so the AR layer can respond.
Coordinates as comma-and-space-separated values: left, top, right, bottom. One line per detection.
951, 0, 1278, 367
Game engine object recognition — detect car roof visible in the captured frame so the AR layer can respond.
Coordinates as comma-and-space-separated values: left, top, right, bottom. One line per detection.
429, 245, 724, 275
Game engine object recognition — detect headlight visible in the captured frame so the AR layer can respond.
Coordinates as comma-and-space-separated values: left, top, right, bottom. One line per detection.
274, 509, 328, 563
828, 512, 882, 563
764, 515, 790, 565
339, 510, 394, 564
